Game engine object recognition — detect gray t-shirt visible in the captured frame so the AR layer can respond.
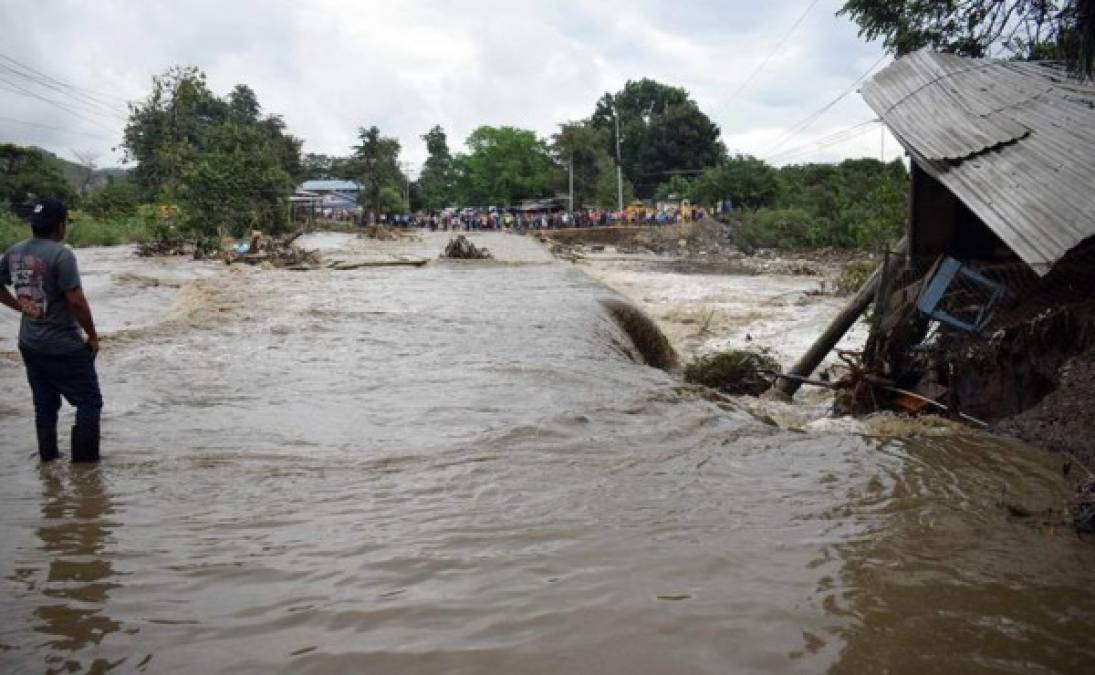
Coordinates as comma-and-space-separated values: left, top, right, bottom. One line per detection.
0, 238, 86, 354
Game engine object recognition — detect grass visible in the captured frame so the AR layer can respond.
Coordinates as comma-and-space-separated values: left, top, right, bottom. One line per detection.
1, 209, 153, 250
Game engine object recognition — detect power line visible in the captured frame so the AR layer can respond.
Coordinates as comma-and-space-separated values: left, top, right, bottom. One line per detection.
0, 78, 121, 133
0, 62, 129, 120
762, 53, 889, 158
0, 53, 130, 108
767, 118, 881, 163
717, 0, 823, 118
0, 114, 116, 140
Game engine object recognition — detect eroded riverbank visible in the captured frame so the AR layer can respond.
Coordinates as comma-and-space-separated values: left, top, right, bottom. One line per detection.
1, 231, 1092, 674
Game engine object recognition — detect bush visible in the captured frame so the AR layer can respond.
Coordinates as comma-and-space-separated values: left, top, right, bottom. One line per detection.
66, 212, 153, 247
835, 259, 877, 296
683, 350, 781, 396
736, 208, 824, 249
82, 179, 141, 217
0, 209, 26, 250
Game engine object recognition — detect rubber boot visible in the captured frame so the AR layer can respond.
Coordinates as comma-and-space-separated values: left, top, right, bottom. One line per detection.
36, 425, 59, 463
71, 424, 101, 463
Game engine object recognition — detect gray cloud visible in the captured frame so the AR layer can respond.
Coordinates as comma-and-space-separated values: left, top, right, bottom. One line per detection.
0, 0, 901, 172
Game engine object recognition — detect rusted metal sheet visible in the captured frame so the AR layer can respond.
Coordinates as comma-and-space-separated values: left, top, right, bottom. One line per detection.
862, 50, 1095, 275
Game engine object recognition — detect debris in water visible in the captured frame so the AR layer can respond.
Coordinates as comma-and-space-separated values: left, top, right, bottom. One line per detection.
442, 235, 493, 259
599, 298, 678, 371
684, 350, 782, 397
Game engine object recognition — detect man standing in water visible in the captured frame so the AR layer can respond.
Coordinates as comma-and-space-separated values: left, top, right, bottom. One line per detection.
0, 199, 102, 463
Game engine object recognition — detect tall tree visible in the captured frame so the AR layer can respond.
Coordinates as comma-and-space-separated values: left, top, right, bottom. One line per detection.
840, 0, 1095, 76
453, 126, 559, 207
350, 126, 404, 221
551, 121, 611, 210
416, 125, 455, 212
590, 79, 724, 198
0, 144, 74, 209
123, 67, 302, 237
691, 155, 780, 211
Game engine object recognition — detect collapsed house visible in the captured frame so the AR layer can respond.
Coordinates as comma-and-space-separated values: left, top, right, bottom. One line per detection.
794, 51, 1095, 447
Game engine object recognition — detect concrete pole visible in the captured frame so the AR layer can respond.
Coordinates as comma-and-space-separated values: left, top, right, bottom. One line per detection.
569, 155, 574, 213
614, 108, 624, 211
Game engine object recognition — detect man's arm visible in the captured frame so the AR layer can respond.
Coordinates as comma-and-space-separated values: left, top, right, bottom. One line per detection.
64, 287, 99, 358
0, 284, 20, 313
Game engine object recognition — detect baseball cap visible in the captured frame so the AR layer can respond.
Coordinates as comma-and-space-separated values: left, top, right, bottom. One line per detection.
29, 198, 69, 232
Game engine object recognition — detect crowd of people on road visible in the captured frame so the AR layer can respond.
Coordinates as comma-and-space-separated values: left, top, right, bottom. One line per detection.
370, 204, 710, 232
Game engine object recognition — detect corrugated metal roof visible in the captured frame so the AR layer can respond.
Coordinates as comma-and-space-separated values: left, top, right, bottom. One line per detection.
299, 179, 360, 192
862, 49, 1095, 275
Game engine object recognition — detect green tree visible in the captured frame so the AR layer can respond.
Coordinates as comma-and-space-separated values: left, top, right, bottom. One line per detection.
654, 174, 695, 201
82, 176, 141, 217
593, 155, 635, 209
301, 153, 355, 180
839, 0, 1095, 75
691, 155, 780, 211
123, 66, 222, 200
416, 125, 455, 212
590, 79, 724, 198
177, 121, 294, 238
453, 126, 559, 206
0, 144, 74, 209
551, 121, 612, 210
350, 126, 405, 220
122, 67, 302, 238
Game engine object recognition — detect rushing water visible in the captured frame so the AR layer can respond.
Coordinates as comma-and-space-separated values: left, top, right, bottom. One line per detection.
0, 232, 1092, 674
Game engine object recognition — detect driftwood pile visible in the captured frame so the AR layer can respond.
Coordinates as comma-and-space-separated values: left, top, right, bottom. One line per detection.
442, 235, 493, 259
224, 230, 318, 268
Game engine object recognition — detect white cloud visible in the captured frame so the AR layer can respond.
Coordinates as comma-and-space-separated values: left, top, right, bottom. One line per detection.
0, 0, 901, 172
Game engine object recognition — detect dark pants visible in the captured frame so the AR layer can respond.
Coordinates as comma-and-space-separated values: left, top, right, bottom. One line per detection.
20, 345, 103, 429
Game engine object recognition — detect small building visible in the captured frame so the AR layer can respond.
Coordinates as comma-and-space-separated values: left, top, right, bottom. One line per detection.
846, 50, 1095, 426
862, 49, 1095, 277
293, 179, 362, 221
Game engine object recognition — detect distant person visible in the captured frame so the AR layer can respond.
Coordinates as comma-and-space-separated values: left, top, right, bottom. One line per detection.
0, 199, 102, 463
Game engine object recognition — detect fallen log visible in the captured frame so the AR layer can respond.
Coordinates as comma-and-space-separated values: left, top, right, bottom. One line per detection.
771, 236, 908, 398
331, 259, 428, 270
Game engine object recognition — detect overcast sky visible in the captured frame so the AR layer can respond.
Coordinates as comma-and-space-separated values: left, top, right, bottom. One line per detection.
0, 0, 901, 175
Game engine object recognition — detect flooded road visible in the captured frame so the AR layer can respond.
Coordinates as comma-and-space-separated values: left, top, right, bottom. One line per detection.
1, 232, 1092, 674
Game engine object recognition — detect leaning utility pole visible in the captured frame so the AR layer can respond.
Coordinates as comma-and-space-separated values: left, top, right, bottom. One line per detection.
614, 107, 624, 211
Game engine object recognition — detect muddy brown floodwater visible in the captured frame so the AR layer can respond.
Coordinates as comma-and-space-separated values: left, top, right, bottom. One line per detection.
1, 231, 1093, 674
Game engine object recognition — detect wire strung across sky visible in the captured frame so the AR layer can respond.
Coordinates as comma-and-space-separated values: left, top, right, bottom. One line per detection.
711, 0, 824, 128
761, 52, 889, 159
0, 78, 121, 134
0, 53, 130, 111
765, 118, 882, 163
0, 114, 117, 141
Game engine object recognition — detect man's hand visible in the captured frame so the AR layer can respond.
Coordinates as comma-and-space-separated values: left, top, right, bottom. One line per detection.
86, 336, 100, 359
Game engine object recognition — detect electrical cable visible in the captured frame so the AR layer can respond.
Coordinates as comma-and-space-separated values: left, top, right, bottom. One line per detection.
0, 79, 120, 132
0, 53, 130, 108
763, 53, 889, 158
766, 118, 881, 163
713, 0, 824, 122
0, 62, 129, 120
